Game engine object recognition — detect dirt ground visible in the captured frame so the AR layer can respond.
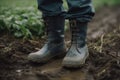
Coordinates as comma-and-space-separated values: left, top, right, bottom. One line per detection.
0, 6, 120, 80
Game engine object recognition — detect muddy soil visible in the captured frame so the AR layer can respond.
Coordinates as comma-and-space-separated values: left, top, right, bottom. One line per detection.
0, 6, 120, 80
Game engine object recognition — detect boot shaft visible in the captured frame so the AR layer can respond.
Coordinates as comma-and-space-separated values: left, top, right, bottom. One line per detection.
44, 16, 65, 43
69, 20, 88, 47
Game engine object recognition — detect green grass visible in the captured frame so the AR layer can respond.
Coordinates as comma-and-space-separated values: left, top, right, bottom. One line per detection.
93, 0, 120, 9
0, 0, 37, 7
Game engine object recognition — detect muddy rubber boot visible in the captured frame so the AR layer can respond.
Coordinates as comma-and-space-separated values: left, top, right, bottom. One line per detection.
28, 16, 66, 63
62, 20, 89, 68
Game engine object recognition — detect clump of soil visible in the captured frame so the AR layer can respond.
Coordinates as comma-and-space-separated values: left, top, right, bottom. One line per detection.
0, 6, 120, 80
88, 26, 120, 80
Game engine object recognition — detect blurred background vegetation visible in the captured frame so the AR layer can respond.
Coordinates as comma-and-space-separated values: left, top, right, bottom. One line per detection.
0, 0, 120, 39
0, 0, 120, 8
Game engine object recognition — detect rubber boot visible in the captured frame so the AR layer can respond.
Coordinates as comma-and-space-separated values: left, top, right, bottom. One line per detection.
28, 16, 66, 63
62, 20, 89, 68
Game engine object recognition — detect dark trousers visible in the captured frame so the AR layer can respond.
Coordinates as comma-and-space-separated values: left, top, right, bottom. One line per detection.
37, 0, 95, 22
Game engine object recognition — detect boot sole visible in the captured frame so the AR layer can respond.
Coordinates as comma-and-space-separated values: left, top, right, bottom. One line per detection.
62, 51, 89, 68
29, 49, 67, 63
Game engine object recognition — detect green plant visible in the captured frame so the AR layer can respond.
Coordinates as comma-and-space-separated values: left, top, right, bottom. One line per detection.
0, 7, 44, 39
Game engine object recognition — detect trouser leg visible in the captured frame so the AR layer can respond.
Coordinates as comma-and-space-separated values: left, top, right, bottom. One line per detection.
37, 0, 95, 21
66, 0, 95, 22
37, 0, 65, 18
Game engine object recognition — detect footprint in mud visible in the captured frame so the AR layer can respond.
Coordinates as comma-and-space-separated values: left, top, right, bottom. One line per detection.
16, 71, 50, 80
40, 67, 94, 80
41, 67, 70, 77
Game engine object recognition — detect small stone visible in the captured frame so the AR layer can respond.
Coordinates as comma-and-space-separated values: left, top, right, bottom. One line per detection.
16, 70, 22, 73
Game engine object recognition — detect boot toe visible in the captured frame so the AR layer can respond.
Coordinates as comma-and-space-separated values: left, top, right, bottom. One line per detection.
28, 53, 43, 62
62, 57, 83, 68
